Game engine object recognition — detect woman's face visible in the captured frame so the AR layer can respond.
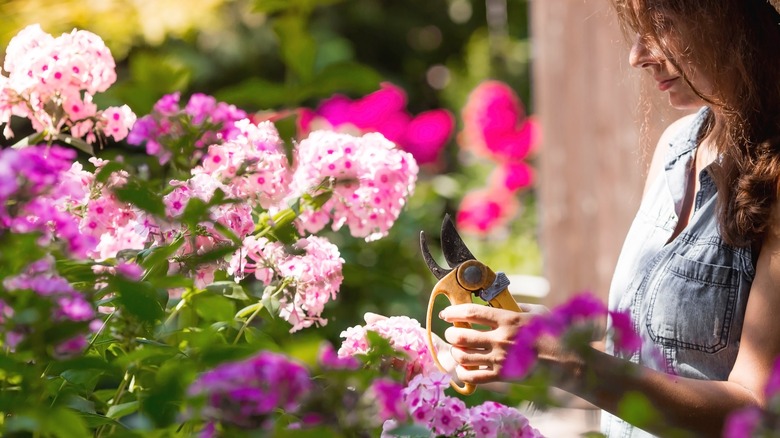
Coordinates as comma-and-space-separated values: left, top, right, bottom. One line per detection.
629, 33, 713, 111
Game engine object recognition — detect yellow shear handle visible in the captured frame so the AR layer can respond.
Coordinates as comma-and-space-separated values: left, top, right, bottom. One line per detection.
425, 267, 522, 395
426, 285, 477, 395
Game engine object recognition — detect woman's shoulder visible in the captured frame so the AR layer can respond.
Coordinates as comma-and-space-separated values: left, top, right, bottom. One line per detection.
642, 113, 701, 197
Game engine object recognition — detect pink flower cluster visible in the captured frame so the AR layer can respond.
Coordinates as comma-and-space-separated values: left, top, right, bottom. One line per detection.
298, 82, 454, 165
293, 130, 419, 241
0, 24, 135, 142
502, 293, 641, 380
127, 91, 247, 164
197, 119, 292, 209
380, 372, 544, 438
231, 235, 344, 332
188, 351, 312, 430
1, 256, 95, 357
338, 315, 436, 379
456, 81, 539, 235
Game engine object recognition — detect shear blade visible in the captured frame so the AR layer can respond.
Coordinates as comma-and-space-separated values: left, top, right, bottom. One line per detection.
420, 230, 451, 280
441, 213, 476, 268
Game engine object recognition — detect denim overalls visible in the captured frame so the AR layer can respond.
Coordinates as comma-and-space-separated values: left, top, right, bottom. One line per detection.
601, 107, 756, 437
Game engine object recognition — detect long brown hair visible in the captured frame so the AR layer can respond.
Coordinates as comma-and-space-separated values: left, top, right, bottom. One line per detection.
611, 0, 780, 247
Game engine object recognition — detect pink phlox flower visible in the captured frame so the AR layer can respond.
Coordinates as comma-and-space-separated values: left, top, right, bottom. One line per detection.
197, 119, 292, 209
338, 316, 436, 379
469, 401, 543, 438
293, 130, 418, 241
276, 236, 344, 332
0, 25, 130, 142
298, 82, 453, 165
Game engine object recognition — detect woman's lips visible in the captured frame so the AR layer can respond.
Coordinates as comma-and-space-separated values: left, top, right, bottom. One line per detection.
657, 77, 678, 91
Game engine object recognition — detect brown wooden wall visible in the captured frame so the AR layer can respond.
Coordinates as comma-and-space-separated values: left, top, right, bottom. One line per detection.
530, 0, 685, 306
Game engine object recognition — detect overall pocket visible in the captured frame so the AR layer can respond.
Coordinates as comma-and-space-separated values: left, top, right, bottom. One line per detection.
646, 252, 738, 353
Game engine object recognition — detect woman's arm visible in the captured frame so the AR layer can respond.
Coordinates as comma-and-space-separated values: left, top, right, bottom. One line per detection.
440, 222, 780, 436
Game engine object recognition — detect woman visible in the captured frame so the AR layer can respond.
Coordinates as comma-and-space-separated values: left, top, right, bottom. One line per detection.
435, 1, 780, 436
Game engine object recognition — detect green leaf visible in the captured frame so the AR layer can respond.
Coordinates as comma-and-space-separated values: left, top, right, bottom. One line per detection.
192, 294, 236, 322
236, 302, 264, 319
106, 400, 140, 419
114, 180, 166, 217
55, 133, 95, 156
617, 391, 660, 430
0, 233, 46, 278
10, 131, 46, 149
206, 281, 250, 300
113, 278, 165, 322
385, 424, 432, 437
43, 407, 90, 438
275, 15, 317, 83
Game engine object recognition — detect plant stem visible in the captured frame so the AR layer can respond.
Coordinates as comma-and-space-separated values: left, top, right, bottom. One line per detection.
233, 303, 263, 345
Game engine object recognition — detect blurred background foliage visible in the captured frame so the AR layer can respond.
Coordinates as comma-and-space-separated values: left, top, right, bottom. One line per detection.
0, 0, 539, 348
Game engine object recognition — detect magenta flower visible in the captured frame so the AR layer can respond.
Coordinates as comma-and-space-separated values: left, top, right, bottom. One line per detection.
127, 92, 247, 164
503, 293, 640, 381
318, 341, 360, 370
459, 80, 539, 163
371, 378, 407, 422
298, 82, 454, 165
455, 187, 519, 235
491, 161, 535, 193
722, 408, 761, 438
188, 351, 312, 429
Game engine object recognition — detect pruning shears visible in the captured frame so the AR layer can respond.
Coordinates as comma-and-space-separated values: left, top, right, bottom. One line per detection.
420, 214, 522, 395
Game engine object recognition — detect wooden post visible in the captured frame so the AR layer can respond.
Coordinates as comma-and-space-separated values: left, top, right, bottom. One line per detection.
530, 0, 684, 305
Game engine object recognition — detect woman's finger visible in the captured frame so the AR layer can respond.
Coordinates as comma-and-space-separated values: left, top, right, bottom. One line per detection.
444, 326, 492, 348
454, 364, 502, 385
450, 346, 495, 367
439, 303, 503, 327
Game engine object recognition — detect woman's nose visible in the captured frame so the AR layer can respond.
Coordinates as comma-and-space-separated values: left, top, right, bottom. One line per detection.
629, 35, 658, 69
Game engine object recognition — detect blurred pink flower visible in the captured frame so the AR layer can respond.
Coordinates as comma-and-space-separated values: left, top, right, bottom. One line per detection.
490, 161, 535, 193
459, 80, 539, 162
298, 82, 454, 165
455, 188, 519, 235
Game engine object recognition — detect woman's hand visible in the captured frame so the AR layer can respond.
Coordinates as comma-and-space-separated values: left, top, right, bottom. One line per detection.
439, 303, 549, 384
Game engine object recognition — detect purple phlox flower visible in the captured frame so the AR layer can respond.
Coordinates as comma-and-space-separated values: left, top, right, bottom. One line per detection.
54, 334, 88, 358
371, 378, 407, 422
722, 407, 762, 438
503, 292, 608, 381
115, 262, 144, 281
188, 351, 312, 429
318, 341, 360, 370
608, 310, 642, 355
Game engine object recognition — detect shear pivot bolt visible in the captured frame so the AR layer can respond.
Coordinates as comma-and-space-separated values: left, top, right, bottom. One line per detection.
462, 265, 482, 284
